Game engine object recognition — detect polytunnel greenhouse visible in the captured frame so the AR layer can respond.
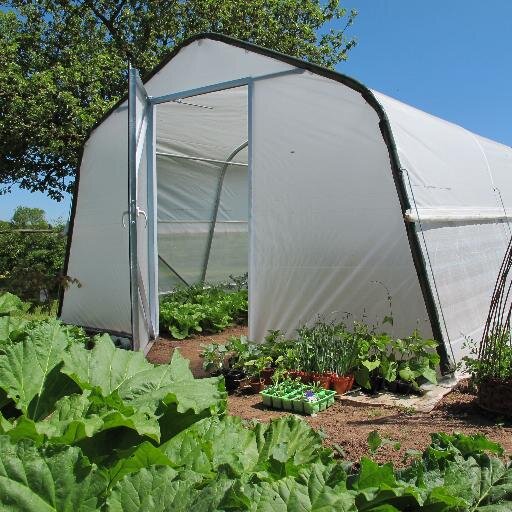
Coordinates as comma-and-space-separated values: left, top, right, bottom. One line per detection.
59, 33, 512, 370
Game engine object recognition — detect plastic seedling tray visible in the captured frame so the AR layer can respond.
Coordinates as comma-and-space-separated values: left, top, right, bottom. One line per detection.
261, 382, 338, 414
261, 391, 273, 407
292, 396, 304, 413
303, 400, 321, 415
281, 393, 295, 411
325, 390, 336, 406
271, 395, 283, 408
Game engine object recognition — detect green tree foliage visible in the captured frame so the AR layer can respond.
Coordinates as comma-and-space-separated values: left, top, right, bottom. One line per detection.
0, 207, 66, 301
0, 1, 357, 199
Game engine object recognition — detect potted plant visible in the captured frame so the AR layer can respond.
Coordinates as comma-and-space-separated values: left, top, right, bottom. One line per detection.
200, 343, 228, 376
461, 329, 512, 415
387, 332, 439, 395
354, 329, 389, 394
330, 331, 359, 394
244, 356, 272, 393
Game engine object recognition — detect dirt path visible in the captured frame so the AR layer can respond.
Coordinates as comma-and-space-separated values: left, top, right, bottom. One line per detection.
147, 325, 247, 377
147, 328, 512, 465
227, 387, 512, 466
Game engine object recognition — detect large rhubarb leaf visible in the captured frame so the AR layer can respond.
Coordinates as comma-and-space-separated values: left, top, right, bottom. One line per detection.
350, 458, 425, 510
0, 316, 29, 351
425, 455, 512, 511
0, 292, 28, 315
63, 336, 224, 408
6, 390, 161, 448
253, 415, 332, 478
107, 467, 200, 512
107, 441, 175, 487
0, 435, 107, 511
219, 464, 357, 512
0, 320, 77, 419
62, 334, 154, 398
161, 415, 259, 476
63, 337, 225, 443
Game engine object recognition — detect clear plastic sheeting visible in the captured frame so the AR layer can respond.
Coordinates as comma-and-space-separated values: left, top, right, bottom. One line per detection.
156, 86, 249, 292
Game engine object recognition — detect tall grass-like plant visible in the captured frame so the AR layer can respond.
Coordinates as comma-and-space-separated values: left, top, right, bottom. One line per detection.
295, 320, 360, 375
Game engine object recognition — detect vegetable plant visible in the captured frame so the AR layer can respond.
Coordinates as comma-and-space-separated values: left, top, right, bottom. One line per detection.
200, 343, 229, 375
0, 293, 511, 511
159, 278, 248, 339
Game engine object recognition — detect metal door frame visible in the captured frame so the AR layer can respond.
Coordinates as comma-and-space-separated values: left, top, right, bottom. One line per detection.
129, 66, 303, 349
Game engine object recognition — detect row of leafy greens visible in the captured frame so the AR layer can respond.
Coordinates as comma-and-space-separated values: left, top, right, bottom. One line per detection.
1, 292, 511, 511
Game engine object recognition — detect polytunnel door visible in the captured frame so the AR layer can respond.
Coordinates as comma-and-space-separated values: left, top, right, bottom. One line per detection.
128, 67, 158, 352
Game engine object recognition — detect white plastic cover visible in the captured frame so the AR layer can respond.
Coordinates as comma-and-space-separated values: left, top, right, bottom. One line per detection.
375, 92, 512, 360
61, 39, 287, 334
61, 36, 512, 363
249, 72, 431, 341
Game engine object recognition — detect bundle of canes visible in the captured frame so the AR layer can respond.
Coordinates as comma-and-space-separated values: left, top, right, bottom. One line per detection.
477, 236, 512, 414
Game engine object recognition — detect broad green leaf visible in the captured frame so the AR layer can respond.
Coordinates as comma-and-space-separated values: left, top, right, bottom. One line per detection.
62, 336, 225, 420
0, 292, 27, 315
107, 467, 199, 512
0, 316, 29, 350
6, 391, 160, 447
362, 360, 381, 372
352, 458, 397, 490
108, 441, 175, 487
241, 467, 356, 511
380, 359, 397, 383
0, 436, 107, 511
62, 334, 151, 397
420, 366, 438, 384
478, 460, 512, 507
367, 430, 382, 453
37, 392, 103, 443
355, 366, 371, 389
161, 415, 259, 476
253, 416, 332, 477
398, 365, 415, 382
0, 320, 76, 419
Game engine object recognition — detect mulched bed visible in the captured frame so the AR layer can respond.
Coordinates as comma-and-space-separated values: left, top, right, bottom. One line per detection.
147, 328, 512, 465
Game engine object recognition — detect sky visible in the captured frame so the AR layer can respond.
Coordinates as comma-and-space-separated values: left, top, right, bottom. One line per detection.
1, 0, 511, 222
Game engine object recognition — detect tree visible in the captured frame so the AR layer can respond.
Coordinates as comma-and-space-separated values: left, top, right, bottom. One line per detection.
0, 207, 66, 302
0, 1, 357, 200
11, 207, 48, 228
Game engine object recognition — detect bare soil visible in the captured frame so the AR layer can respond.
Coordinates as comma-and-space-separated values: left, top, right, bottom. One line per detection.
147, 327, 512, 465
227, 387, 512, 466
147, 325, 247, 377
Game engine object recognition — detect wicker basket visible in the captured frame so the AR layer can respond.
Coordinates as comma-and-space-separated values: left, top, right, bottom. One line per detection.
478, 379, 512, 417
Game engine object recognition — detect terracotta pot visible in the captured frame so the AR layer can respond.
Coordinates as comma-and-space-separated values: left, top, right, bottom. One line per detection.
298, 371, 313, 384
330, 374, 354, 395
249, 378, 265, 393
261, 367, 275, 385
286, 369, 301, 380
311, 372, 331, 389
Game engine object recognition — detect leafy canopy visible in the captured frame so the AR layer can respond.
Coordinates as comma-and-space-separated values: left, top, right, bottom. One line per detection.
0, 207, 66, 301
1, 0, 357, 200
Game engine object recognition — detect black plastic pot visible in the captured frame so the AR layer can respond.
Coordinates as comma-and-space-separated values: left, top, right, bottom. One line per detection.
369, 375, 384, 395
222, 369, 246, 392
385, 380, 399, 393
